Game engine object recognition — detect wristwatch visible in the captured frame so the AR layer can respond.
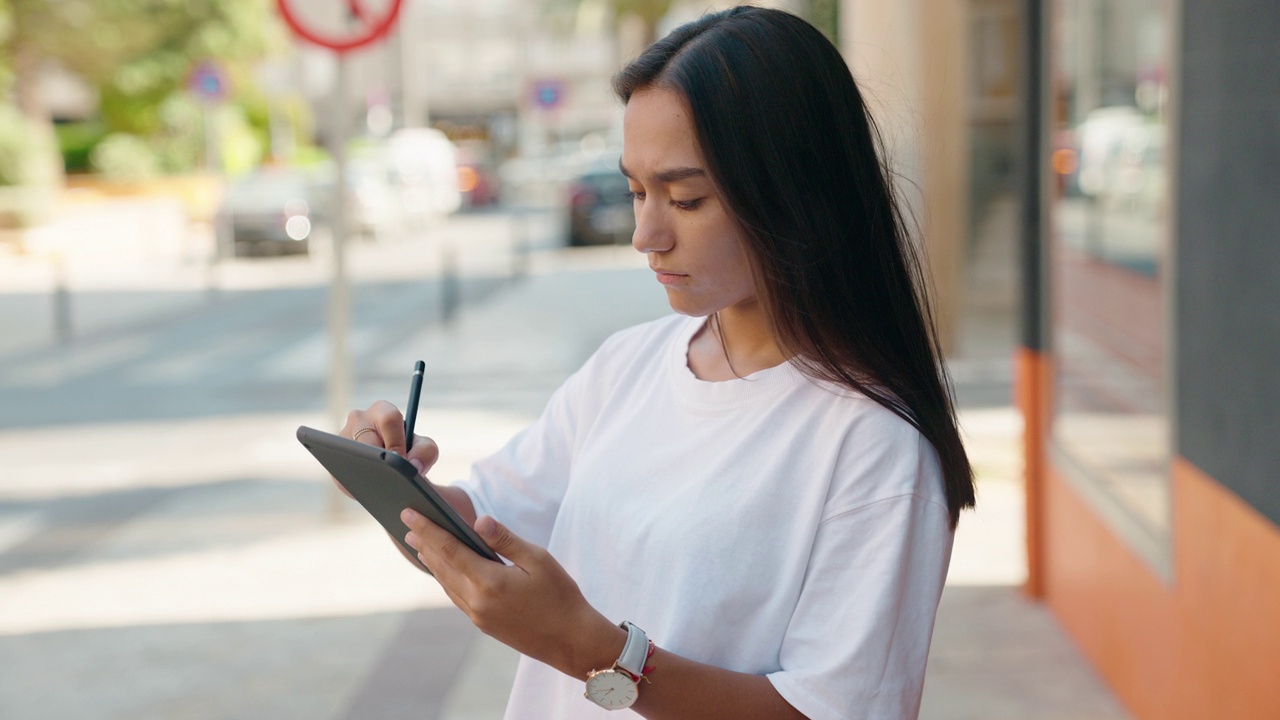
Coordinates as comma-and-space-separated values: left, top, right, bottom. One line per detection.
584, 621, 651, 710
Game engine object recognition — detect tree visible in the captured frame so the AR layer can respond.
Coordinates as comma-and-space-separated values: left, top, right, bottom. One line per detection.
612, 0, 676, 46
0, 0, 283, 176
546, 1, 837, 55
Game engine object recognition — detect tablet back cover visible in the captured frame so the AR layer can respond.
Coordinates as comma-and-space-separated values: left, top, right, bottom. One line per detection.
296, 426, 499, 564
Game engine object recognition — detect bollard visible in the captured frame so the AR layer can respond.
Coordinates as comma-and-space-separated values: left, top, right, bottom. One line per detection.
441, 244, 459, 324
52, 254, 71, 345
511, 205, 530, 280
207, 218, 226, 302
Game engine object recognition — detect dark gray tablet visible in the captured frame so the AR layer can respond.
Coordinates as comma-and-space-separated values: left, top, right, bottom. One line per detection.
296, 425, 500, 568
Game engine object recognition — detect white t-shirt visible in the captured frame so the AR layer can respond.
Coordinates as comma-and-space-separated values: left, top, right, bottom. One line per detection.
457, 314, 954, 720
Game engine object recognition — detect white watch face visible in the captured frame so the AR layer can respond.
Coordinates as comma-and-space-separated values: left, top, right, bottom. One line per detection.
585, 669, 639, 710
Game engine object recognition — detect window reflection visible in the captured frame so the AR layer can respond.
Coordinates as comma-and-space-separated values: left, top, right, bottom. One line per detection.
1051, 0, 1170, 537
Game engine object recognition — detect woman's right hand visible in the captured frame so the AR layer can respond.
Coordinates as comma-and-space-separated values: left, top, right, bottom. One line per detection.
337, 400, 478, 572
340, 400, 441, 474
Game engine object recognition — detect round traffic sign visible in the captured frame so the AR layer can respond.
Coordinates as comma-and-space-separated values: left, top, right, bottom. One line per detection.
277, 0, 403, 54
188, 61, 229, 102
532, 80, 565, 110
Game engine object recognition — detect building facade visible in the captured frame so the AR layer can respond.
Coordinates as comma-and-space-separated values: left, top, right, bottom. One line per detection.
1018, 1, 1280, 717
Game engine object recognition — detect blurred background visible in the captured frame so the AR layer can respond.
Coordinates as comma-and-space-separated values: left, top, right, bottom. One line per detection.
0, 0, 1276, 719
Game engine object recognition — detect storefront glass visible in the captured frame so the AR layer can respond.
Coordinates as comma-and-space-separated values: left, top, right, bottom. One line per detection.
1050, 0, 1171, 547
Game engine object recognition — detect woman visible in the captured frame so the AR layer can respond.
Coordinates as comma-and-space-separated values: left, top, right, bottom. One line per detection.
342, 6, 974, 719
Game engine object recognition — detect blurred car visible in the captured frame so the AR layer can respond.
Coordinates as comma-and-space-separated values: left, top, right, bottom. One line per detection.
216, 167, 314, 257
309, 155, 402, 243
387, 128, 463, 226
567, 160, 635, 246
454, 140, 500, 209
345, 159, 399, 240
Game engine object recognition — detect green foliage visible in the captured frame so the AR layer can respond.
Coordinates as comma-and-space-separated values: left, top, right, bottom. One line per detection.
802, 0, 840, 46
612, 0, 674, 25
90, 132, 160, 181
0, 104, 58, 186
151, 93, 203, 173
1, 0, 288, 176
53, 120, 108, 172
214, 105, 264, 175
0, 104, 36, 185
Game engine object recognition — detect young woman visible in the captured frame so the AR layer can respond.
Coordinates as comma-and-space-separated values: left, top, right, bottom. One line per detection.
341, 6, 974, 719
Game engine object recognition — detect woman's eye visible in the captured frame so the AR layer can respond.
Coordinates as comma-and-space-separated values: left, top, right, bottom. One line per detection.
673, 198, 703, 210
627, 190, 645, 201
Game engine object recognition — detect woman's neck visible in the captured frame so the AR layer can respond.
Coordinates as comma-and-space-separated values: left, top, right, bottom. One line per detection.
686, 304, 787, 381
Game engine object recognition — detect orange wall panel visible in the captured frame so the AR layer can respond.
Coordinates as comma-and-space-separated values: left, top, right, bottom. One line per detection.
1042, 457, 1280, 720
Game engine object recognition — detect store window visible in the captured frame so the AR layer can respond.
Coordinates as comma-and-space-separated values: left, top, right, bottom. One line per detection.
1050, 0, 1171, 562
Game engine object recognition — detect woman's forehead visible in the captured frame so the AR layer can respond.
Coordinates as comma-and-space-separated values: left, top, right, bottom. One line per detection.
621, 87, 705, 174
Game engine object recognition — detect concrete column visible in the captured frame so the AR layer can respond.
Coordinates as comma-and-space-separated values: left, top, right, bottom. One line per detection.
841, 0, 971, 355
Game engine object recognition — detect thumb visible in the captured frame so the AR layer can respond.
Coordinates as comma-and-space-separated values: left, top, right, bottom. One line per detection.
475, 515, 534, 562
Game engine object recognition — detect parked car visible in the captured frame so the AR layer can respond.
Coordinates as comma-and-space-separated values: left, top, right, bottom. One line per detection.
308, 156, 401, 243
454, 140, 500, 209
387, 128, 463, 224
216, 166, 315, 257
567, 159, 634, 246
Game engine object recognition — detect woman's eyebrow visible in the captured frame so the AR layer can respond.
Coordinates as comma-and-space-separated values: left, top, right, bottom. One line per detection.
618, 160, 707, 184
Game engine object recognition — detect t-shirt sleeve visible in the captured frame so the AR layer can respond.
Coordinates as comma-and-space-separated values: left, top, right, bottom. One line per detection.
766, 436, 954, 720
452, 327, 630, 550
453, 372, 583, 550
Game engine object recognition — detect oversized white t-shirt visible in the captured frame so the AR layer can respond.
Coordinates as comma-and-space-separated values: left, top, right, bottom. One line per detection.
457, 314, 954, 720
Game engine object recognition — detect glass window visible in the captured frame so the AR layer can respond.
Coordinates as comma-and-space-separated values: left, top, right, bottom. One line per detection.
1050, 0, 1171, 556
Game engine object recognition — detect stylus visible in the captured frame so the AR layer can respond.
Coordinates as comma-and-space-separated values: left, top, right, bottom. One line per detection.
405, 360, 425, 451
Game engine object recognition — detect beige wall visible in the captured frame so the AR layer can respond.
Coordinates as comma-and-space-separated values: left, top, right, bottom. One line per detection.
840, 0, 970, 355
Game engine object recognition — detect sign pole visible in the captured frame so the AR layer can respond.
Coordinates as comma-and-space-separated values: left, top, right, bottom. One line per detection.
276, 0, 403, 519
328, 53, 351, 440
325, 55, 352, 519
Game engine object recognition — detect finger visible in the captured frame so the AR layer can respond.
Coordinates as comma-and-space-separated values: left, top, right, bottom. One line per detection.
402, 508, 486, 588
341, 410, 382, 446
368, 400, 407, 454
406, 435, 440, 475
474, 516, 537, 567
401, 528, 474, 612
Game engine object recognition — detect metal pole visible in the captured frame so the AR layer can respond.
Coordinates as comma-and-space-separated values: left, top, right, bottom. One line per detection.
441, 242, 459, 324
52, 253, 71, 344
328, 54, 353, 519
511, 205, 529, 280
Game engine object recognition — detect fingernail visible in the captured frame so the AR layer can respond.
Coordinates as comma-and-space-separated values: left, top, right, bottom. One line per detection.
476, 515, 497, 538
410, 458, 425, 473
401, 508, 418, 525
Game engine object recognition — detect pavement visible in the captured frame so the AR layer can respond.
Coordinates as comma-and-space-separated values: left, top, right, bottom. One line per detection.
0, 201, 1130, 719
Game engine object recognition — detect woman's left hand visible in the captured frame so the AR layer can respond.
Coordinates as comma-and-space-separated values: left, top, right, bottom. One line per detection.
401, 508, 620, 679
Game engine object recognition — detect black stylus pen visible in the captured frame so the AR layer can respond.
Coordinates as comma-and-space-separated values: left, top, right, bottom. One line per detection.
404, 360, 425, 451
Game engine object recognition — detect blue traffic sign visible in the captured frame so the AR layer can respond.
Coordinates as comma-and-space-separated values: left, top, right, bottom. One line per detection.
531, 80, 565, 110
188, 61, 229, 102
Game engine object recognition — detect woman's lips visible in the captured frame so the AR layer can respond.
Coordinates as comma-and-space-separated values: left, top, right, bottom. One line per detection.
654, 271, 687, 286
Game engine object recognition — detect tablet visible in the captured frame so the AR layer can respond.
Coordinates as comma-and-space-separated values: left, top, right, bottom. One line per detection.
296, 425, 501, 569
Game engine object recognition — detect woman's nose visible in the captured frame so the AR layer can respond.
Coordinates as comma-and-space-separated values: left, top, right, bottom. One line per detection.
631, 202, 673, 255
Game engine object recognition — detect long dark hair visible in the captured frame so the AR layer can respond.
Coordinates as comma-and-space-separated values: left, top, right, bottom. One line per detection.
613, 6, 975, 526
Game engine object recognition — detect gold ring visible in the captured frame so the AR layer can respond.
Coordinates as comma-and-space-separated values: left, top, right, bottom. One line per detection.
352, 427, 377, 443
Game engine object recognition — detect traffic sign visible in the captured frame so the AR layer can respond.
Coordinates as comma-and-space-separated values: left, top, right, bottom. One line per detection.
188, 61, 229, 102
531, 80, 565, 110
277, 0, 403, 54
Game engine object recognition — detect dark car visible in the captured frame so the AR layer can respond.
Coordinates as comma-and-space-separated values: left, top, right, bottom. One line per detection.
567, 163, 635, 246
216, 167, 315, 257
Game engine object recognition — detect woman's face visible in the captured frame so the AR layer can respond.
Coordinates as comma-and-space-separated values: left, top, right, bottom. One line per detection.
621, 87, 757, 318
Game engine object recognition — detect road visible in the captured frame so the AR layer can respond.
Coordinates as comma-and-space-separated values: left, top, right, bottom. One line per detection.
0, 209, 669, 719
